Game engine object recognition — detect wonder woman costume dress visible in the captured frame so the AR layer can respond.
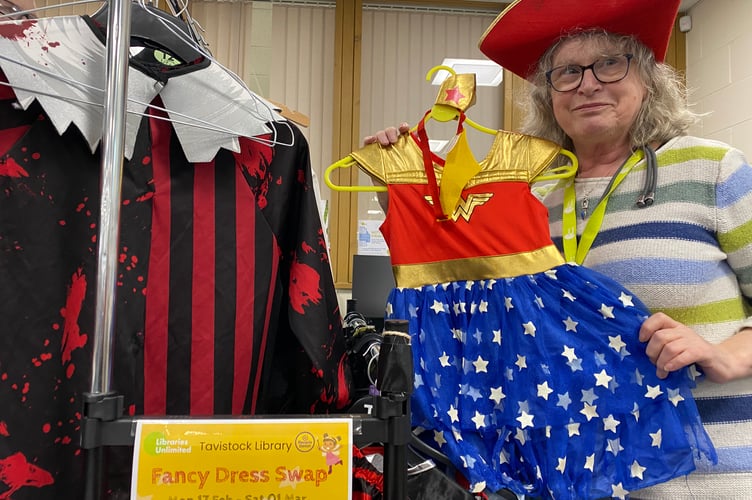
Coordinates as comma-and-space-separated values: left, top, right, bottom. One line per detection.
349, 112, 716, 499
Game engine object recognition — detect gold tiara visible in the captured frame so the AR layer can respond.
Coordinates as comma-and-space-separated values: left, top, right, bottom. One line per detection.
434, 73, 476, 112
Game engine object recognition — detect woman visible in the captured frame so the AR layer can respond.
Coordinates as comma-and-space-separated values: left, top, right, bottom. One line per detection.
365, 0, 752, 497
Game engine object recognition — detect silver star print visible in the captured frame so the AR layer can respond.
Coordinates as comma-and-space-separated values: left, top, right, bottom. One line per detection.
462, 454, 477, 469
594, 369, 613, 388
439, 352, 451, 367
584, 453, 595, 471
434, 430, 447, 447
630, 460, 646, 479
567, 421, 580, 437
608, 335, 627, 352
599, 304, 615, 319
611, 482, 629, 499
472, 411, 487, 429
650, 428, 663, 447
430, 299, 446, 314
602, 414, 621, 433
465, 386, 483, 401
452, 328, 464, 342
537, 381, 554, 400
568, 357, 584, 372
580, 402, 599, 421
489, 387, 505, 404
519, 418, 540, 437
504, 296, 514, 311
473, 355, 489, 373
618, 292, 634, 307
645, 385, 663, 399
522, 321, 537, 337
562, 345, 578, 362
563, 316, 579, 332
447, 405, 459, 423
606, 437, 624, 456
473, 329, 484, 344
518, 400, 531, 413
581, 388, 599, 405
557, 392, 572, 410
593, 351, 606, 366
668, 387, 685, 406
408, 303, 419, 318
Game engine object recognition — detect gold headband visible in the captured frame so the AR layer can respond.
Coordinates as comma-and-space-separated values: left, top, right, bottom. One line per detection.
434, 73, 476, 112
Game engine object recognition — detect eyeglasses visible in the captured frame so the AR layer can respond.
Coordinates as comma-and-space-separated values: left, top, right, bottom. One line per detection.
546, 54, 634, 92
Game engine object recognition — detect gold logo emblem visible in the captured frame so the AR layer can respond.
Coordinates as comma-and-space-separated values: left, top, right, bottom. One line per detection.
425, 193, 493, 221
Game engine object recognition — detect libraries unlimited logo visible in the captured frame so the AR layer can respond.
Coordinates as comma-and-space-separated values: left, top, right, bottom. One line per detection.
143, 432, 193, 455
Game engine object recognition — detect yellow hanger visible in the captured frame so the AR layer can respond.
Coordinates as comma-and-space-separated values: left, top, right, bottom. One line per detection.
324, 157, 387, 192
325, 148, 578, 192
535, 149, 578, 182
324, 64, 578, 192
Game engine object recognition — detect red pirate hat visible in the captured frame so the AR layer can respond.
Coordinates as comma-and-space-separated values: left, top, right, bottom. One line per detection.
478, 0, 681, 79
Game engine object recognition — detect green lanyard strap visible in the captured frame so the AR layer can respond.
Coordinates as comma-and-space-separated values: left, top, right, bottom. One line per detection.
562, 149, 645, 264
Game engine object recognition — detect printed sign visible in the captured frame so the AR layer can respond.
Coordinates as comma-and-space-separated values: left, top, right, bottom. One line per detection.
357, 219, 388, 255
131, 418, 352, 500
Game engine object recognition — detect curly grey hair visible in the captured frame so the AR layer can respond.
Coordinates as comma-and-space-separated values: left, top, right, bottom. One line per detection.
521, 29, 699, 151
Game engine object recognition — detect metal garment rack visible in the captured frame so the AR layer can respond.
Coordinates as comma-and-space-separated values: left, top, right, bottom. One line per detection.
79, 2, 411, 498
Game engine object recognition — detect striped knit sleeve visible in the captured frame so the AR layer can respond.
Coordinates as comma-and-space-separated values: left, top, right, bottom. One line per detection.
715, 147, 752, 330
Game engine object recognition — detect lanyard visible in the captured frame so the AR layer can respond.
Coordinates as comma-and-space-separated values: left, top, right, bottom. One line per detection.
562, 149, 644, 264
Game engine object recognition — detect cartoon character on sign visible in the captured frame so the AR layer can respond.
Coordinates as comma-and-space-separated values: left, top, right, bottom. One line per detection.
318, 433, 342, 474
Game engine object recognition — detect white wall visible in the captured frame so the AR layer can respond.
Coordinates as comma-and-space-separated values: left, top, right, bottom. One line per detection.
684, 0, 752, 158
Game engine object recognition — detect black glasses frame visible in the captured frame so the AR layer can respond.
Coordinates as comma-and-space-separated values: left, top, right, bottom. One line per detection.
546, 54, 634, 92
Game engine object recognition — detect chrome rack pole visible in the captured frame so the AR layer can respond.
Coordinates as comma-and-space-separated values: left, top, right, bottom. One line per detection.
81, 0, 132, 498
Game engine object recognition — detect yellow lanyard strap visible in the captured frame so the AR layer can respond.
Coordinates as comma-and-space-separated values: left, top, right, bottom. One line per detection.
562, 149, 644, 264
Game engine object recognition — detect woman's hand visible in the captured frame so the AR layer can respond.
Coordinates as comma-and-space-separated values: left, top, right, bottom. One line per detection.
639, 312, 752, 383
363, 122, 411, 147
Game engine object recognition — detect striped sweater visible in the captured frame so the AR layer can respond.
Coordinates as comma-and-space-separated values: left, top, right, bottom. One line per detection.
541, 135, 752, 498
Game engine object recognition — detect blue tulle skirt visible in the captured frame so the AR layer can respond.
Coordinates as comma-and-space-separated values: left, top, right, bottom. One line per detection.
385, 263, 716, 499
